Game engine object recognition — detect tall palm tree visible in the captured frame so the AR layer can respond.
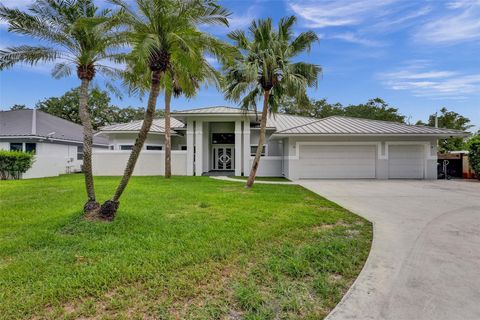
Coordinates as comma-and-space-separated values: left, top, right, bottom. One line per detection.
224, 16, 321, 188
98, 0, 230, 219
0, 0, 125, 213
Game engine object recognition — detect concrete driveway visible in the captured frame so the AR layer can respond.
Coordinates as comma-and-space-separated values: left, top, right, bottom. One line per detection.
298, 180, 480, 320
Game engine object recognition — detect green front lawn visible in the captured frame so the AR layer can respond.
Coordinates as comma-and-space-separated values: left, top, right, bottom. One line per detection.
0, 175, 372, 320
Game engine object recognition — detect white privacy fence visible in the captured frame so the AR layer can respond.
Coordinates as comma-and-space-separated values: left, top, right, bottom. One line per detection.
92, 151, 187, 176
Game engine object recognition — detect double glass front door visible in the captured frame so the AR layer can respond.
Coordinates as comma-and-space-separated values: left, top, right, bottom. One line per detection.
212, 146, 234, 170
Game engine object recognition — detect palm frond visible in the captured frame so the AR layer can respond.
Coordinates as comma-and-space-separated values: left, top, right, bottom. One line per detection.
0, 46, 60, 70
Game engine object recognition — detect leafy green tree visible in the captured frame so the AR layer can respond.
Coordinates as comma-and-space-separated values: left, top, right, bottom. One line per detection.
97, 0, 230, 220
280, 97, 405, 123
9, 104, 27, 110
344, 98, 405, 123
467, 134, 480, 180
36, 87, 163, 129
224, 16, 321, 188
418, 107, 473, 152
0, 0, 125, 213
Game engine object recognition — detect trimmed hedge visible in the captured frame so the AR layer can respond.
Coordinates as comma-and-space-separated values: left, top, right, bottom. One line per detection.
468, 138, 480, 180
0, 150, 35, 180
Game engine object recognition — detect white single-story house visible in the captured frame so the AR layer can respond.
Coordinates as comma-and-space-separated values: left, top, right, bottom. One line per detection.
0, 109, 108, 178
94, 106, 465, 180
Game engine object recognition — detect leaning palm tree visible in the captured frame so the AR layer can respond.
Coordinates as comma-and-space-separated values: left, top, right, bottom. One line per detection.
98, 0, 230, 219
163, 60, 222, 178
224, 16, 321, 188
0, 0, 125, 213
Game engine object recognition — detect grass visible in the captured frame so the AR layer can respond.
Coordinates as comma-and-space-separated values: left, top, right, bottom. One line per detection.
232, 176, 291, 182
0, 175, 372, 320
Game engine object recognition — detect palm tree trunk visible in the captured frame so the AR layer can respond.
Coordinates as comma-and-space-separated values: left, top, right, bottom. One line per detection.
78, 78, 99, 213
164, 91, 172, 178
98, 70, 162, 220
246, 89, 270, 188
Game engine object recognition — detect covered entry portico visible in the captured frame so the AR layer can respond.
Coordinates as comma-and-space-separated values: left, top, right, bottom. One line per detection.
171, 108, 256, 177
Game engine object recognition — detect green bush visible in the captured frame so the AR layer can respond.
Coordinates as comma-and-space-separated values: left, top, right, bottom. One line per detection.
0, 150, 35, 180
468, 138, 480, 180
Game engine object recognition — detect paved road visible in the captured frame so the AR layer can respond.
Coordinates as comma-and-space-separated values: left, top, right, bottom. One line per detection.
298, 180, 480, 320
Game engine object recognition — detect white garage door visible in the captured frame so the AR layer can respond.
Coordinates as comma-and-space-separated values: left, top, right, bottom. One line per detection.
388, 145, 425, 179
297, 145, 377, 179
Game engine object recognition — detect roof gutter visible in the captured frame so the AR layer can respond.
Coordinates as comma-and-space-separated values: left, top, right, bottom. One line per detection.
272, 132, 469, 138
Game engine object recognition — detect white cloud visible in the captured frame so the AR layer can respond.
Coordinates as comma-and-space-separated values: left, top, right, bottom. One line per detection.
288, 0, 398, 28
327, 32, 384, 47
414, 1, 480, 44
379, 63, 480, 99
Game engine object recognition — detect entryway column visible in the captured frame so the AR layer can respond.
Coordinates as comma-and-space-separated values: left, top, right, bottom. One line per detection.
194, 120, 203, 176
186, 120, 194, 175
235, 120, 242, 176
243, 119, 251, 176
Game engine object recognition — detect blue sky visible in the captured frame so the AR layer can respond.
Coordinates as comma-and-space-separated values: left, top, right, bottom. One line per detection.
0, 0, 479, 130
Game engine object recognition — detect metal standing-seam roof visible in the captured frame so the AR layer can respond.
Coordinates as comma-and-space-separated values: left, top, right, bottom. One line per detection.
274, 116, 467, 136
99, 117, 185, 133
173, 106, 252, 114
0, 109, 108, 145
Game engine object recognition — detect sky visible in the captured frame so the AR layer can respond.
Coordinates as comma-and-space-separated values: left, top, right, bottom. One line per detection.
0, 0, 479, 130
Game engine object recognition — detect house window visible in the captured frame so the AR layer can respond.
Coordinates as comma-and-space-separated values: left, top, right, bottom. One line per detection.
146, 145, 163, 151
120, 145, 133, 150
25, 143, 36, 153
10, 143, 23, 151
212, 133, 235, 144
250, 145, 266, 156
109, 145, 114, 150
180, 145, 187, 151
77, 146, 84, 160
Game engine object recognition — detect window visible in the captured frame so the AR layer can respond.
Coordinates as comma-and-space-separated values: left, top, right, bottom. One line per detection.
25, 143, 36, 153
250, 145, 266, 156
120, 145, 133, 150
146, 145, 163, 151
212, 133, 235, 144
10, 143, 23, 151
180, 145, 187, 151
77, 146, 84, 160
109, 145, 114, 150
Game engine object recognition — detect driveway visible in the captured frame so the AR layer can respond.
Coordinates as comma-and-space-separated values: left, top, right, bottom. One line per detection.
298, 180, 480, 320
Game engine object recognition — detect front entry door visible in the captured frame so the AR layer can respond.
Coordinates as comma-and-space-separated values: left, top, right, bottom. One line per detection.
213, 146, 234, 170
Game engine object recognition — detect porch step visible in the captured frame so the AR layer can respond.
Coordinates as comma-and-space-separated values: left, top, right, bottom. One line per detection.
202, 170, 235, 177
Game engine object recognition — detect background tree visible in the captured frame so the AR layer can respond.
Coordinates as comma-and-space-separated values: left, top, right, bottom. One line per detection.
224, 16, 321, 188
417, 107, 473, 152
97, 0, 230, 220
280, 97, 405, 122
467, 134, 480, 180
36, 87, 163, 129
0, 0, 125, 214
9, 104, 27, 110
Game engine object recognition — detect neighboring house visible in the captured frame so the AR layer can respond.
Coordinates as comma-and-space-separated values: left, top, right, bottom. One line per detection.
0, 109, 108, 178
94, 106, 466, 180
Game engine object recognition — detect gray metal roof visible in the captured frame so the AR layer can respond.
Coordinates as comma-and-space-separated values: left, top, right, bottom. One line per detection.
265, 113, 318, 131
100, 117, 185, 133
274, 116, 466, 136
0, 109, 108, 145
173, 106, 254, 115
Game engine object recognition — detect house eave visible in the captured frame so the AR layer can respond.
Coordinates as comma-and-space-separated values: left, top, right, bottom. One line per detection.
271, 133, 468, 138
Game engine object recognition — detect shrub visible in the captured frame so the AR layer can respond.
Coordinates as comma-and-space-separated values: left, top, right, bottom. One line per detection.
0, 150, 35, 180
468, 138, 480, 180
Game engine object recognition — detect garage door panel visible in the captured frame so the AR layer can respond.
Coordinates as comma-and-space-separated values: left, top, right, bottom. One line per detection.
298, 145, 376, 179
388, 145, 424, 179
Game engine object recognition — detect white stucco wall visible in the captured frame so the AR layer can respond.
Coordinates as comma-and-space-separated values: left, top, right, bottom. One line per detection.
92, 150, 187, 176
0, 141, 94, 179
103, 132, 186, 150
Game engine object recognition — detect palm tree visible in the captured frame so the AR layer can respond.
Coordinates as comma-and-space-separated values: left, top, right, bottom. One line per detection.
0, 0, 125, 213
224, 16, 321, 188
98, 0, 230, 219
